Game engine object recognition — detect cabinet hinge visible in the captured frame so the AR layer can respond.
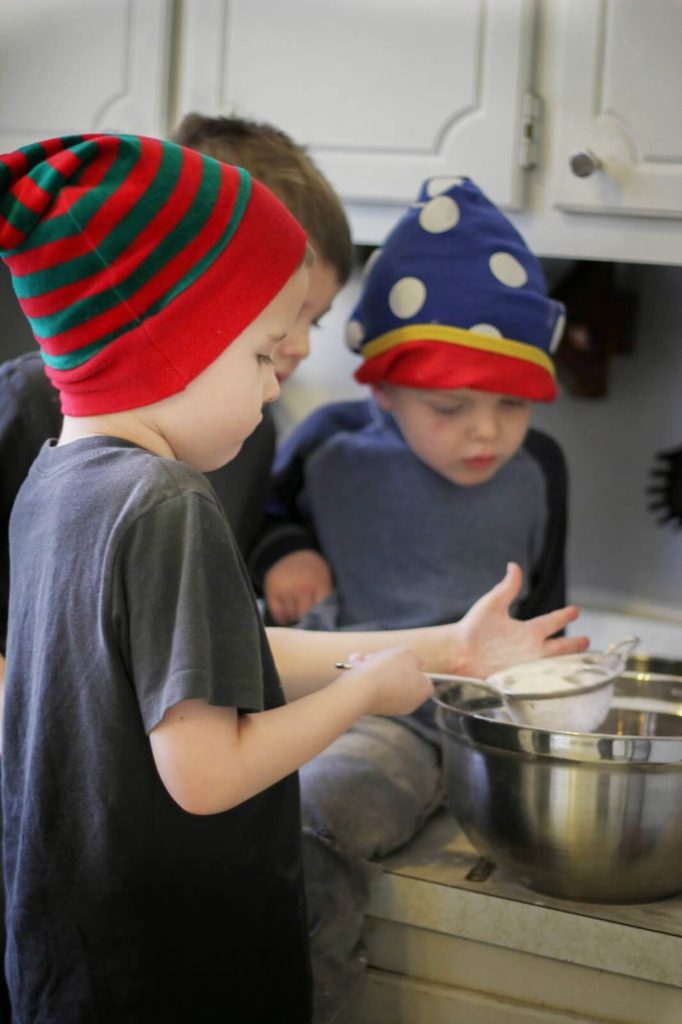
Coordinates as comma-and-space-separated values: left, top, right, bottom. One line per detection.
519, 92, 542, 170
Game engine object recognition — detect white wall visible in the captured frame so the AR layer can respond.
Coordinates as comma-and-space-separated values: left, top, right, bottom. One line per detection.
533, 264, 682, 620
279, 260, 682, 629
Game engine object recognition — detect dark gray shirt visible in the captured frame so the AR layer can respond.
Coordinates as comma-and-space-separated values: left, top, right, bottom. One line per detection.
3, 437, 310, 1023
0, 351, 277, 655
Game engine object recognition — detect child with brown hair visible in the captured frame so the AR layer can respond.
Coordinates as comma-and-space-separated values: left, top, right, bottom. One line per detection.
0, 136, 585, 1023
167, 112, 356, 555
173, 113, 353, 291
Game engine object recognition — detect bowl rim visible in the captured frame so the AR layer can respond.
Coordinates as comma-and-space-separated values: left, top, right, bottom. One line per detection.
433, 670, 682, 765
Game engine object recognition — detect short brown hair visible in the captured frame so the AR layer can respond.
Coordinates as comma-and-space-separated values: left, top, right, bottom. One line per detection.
172, 113, 353, 286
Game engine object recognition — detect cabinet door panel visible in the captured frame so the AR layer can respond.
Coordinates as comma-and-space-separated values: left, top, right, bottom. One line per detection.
554, 0, 682, 218
0, 0, 172, 151
178, 0, 536, 210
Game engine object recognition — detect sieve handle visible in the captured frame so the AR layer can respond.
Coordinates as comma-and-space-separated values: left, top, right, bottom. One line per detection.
334, 662, 503, 698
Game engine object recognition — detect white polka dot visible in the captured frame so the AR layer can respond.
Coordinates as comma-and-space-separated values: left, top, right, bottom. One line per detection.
470, 323, 503, 338
388, 277, 427, 319
549, 311, 566, 353
362, 247, 382, 279
425, 176, 464, 197
419, 195, 460, 233
489, 251, 528, 288
345, 319, 365, 351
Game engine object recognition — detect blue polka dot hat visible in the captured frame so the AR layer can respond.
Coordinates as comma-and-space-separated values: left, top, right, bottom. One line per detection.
346, 177, 565, 401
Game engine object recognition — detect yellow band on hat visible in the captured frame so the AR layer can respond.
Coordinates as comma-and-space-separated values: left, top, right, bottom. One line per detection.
360, 324, 556, 377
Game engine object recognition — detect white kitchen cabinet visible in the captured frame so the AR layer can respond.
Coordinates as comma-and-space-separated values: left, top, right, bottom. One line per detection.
0, 0, 173, 152
2, 1, 680, 263
176, 0, 682, 262
511, 0, 682, 264
177, 0, 536, 211
553, 0, 682, 219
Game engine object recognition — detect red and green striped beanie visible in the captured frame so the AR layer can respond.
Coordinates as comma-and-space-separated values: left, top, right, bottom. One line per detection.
0, 133, 307, 415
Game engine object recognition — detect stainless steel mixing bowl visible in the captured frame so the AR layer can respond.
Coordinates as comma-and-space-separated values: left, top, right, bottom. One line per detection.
433, 656, 682, 903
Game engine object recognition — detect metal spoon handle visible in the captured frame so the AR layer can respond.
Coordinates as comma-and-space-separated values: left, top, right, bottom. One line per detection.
334, 663, 502, 697
427, 672, 503, 696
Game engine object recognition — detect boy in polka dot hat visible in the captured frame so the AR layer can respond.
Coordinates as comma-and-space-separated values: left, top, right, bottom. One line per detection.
250, 177, 572, 1019
255, 176, 567, 621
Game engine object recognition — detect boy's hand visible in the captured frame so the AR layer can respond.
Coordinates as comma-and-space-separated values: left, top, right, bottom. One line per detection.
265, 550, 333, 624
342, 647, 434, 717
456, 562, 590, 678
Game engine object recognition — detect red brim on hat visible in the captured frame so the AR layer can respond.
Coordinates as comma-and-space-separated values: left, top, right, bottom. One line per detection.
354, 339, 557, 402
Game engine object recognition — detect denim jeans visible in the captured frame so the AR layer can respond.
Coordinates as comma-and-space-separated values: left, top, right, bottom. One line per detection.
300, 715, 444, 1024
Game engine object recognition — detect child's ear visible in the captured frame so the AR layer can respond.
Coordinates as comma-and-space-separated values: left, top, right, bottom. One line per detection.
371, 382, 393, 412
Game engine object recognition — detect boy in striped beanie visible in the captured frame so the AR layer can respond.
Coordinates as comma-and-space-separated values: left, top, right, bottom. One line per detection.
0, 133, 436, 1023
0, 114, 355, 676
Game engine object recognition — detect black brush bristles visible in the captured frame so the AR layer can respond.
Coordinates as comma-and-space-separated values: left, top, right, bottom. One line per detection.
647, 446, 682, 528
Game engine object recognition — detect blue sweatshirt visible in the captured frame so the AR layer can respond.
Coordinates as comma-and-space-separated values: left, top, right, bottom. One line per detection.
251, 398, 568, 628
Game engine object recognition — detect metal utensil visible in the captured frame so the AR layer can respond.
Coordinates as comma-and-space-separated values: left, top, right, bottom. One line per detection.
483, 636, 639, 732
433, 656, 682, 903
337, 636, 639, 733
336, 662, 505, 697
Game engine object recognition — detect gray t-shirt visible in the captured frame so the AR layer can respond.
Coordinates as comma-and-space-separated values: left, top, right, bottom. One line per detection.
3, 437, 311, 1023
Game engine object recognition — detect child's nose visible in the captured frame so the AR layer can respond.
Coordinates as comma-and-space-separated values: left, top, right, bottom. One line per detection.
282, 325, 310, 362
469, 411, 500, 440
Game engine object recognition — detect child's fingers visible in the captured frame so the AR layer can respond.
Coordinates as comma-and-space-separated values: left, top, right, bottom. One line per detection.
268, 597, 292, 625
484, 561, 523, 609
532, 604, 581, 638
542, 634, 590, 658
268, 588, 302, 625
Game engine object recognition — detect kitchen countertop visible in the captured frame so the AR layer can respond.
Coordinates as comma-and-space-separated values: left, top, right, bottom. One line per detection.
368, 809, 682, 991
360, 623, 682, 1022
567, 607, 682, 662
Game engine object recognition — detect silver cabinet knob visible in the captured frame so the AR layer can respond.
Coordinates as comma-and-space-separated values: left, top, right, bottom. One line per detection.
569, 150, 603, 177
